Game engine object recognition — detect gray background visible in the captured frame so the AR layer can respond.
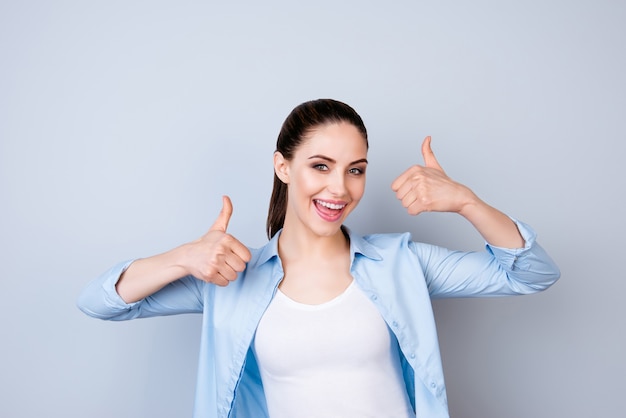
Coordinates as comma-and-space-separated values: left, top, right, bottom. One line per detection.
1, 1, 624, 417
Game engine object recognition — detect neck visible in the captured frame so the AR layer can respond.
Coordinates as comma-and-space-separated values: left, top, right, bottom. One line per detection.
277, 224, 349, 263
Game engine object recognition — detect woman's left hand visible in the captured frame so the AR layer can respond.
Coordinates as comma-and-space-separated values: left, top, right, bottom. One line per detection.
391, 136, 476, 216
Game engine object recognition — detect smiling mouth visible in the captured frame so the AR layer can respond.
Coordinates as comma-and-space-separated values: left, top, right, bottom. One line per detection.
314, 199, 347, 210
313, 199, 347, 222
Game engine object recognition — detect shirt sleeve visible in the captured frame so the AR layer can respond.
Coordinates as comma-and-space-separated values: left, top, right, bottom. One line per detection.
410, 219, 561, 298
77, 260, 205, 320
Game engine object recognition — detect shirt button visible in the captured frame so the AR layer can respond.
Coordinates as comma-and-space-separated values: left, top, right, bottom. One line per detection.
410, 353, 416, 359
431, 382, 437, 389
370, 294, 378, 301
392, 321, 399, 327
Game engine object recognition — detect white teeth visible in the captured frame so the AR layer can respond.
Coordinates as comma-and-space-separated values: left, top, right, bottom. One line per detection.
316, 200, 346, 210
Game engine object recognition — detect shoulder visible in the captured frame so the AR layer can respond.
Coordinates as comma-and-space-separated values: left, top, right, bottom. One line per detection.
244, 238, 280, 271
349, 229, 427, 260
359, 231, 418, 252
248, 231, 281, 261
362, 231, 413, 246
349, 229, 439, 265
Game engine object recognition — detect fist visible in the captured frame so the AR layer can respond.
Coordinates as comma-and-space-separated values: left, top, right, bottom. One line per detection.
391, 136, 473, 215
184, 196, 251, 286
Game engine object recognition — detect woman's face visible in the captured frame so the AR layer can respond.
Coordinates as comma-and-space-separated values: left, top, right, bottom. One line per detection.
275, 122, 368, 238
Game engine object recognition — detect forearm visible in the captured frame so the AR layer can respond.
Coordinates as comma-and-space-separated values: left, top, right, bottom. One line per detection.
459, 193, 525, 249
116, 246, 189, 304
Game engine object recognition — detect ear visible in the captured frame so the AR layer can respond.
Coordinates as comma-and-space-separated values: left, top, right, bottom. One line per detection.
273, 151, 290, 184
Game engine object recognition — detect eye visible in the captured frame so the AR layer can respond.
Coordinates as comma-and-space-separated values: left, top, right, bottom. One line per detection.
313, 164, 329, 171
348, 167, 365, 175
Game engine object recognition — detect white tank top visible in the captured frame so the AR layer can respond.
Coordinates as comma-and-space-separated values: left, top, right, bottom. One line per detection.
253, 280, 414, 418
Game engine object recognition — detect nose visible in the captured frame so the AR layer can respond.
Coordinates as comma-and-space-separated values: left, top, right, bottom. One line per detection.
327, 171, 347, 197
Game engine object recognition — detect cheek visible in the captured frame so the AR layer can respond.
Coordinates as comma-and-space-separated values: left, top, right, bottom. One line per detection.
289, 171, 320, 202
348, 177, 366, 201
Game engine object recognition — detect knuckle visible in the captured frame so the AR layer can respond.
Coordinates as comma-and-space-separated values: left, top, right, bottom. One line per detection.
209, 252, 224, 264
221, 233, 235, 244
237, 260, 248, 271
200, 266, 218, 280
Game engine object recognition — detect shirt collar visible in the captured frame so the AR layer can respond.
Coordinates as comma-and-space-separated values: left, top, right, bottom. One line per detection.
256, 230, 281, 266
256, 225, 382, 266
344, 226, 383, 261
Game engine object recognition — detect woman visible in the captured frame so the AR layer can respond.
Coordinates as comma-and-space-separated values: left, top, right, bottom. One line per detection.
78, 99, 560, 418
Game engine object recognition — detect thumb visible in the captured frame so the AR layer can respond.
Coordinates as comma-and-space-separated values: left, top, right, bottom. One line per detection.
210, 195, 233, 232
421, 136, 444, 172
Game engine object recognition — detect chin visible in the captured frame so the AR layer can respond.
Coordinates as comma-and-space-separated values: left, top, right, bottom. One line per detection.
310, 216, 350, 237
314, 225, 344, 237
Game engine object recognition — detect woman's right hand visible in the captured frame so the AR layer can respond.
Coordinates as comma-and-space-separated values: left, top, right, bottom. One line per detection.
116, 196, 251, 303
181, 195, 252, 286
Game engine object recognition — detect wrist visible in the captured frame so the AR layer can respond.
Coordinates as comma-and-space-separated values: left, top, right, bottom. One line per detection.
170, 243, 195, 278
457, 187, 483, 218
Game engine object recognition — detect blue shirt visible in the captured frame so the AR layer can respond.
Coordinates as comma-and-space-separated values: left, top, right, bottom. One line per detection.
77, 220, 560, 418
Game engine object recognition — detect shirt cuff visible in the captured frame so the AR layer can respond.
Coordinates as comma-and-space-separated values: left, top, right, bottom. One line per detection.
485, 218, 537, 270
101, 259, 141, 309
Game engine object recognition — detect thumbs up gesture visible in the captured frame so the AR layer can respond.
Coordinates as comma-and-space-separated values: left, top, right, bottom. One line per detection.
185, 196, 252, 286
391, 136, 476, 216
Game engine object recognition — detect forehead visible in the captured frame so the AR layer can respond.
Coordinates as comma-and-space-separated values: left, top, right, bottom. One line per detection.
297, 122, 368, 156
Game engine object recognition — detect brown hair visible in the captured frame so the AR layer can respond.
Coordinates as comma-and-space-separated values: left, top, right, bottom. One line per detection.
266, 99, 368, 238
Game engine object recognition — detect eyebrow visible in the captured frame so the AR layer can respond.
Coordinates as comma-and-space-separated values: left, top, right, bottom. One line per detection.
308, 155, 368, 165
